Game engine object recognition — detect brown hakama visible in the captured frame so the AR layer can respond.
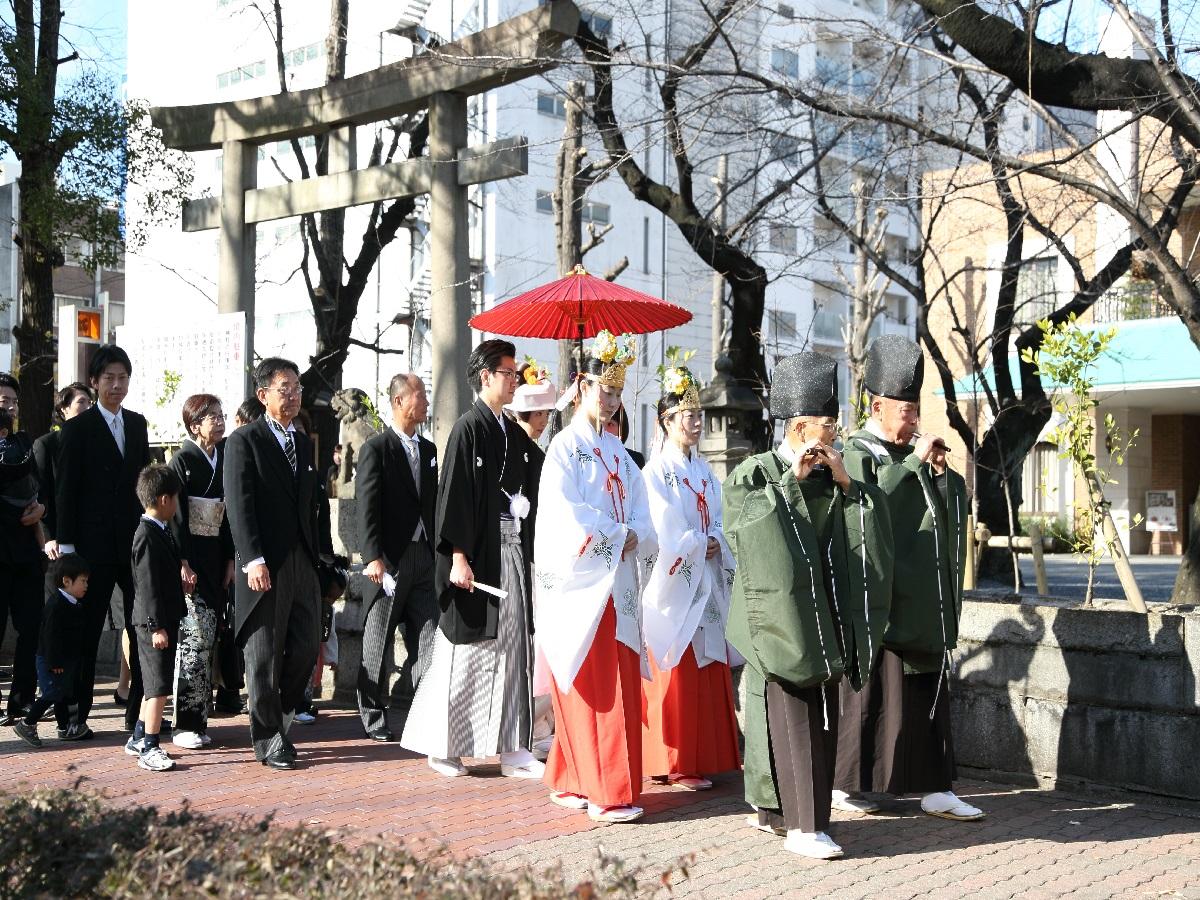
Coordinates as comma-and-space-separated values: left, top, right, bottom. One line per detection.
834, 648, 955, 796
756, 681, 840, 834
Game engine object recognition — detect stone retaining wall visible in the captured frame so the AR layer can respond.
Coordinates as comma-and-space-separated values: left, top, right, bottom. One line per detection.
951, 595, 1200, 801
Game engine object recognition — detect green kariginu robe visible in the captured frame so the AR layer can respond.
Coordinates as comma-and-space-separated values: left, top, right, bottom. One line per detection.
723, 450, 893, 811
842, 428, 967, 673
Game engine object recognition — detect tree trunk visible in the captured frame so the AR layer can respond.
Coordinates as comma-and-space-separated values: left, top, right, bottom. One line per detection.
14, 181, 57, 437
1170, 487, 1200, 604
972, 400, 1051, 577
551, 81, 587, 433
727, 272, 771, 450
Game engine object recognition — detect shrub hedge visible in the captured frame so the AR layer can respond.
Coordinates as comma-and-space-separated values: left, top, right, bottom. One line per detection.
0, 788, 685, 899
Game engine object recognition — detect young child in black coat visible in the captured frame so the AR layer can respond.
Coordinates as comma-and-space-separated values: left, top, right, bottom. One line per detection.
10, 553, 90, 748
125, 464, 186, 772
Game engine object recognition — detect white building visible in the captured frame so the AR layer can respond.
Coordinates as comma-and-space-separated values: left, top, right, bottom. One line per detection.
125, 0, 920, 452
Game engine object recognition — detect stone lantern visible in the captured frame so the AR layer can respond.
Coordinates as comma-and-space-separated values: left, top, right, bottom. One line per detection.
699, 354, 766, 481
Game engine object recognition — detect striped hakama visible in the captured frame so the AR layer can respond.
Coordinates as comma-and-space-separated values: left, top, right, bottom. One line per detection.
401, 518, 533, 758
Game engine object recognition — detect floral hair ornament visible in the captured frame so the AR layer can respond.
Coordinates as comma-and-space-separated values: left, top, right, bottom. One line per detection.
659, 364, 702, 418
585, 330, 638, 391
522, 356, 550, 386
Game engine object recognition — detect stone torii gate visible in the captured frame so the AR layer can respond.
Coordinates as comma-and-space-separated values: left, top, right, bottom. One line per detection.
149, 1, 580, 449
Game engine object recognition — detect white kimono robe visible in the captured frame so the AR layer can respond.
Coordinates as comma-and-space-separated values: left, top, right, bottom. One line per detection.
641, 443, 739, 671
533, 414, 657, 695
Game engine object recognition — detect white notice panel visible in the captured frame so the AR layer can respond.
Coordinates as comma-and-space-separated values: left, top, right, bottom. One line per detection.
1146, 490, 1178, 533
116, 312, 247, 445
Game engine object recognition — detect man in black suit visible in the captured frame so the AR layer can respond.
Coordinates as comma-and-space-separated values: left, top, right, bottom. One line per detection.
55, 345, 152, 736
355, 373, 437, 741
0, 372, 48, 727
224, 357, 321, 770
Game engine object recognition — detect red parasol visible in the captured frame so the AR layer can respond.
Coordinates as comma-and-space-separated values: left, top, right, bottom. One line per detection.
468, 265, 692, 342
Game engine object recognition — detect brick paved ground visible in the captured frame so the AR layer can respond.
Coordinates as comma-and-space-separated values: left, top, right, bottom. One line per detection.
1, 691, 1198, 898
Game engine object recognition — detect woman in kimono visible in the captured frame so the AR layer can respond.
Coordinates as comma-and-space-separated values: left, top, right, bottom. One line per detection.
640, 363, 741, 791
168, 393, 235, 749
534, 331, 657, 824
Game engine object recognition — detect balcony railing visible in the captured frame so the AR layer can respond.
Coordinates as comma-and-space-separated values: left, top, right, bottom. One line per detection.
1092, 281, 1174, 323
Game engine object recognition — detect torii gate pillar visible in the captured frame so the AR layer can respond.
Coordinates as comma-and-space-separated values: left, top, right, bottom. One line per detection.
219, 140, 257, 392
429, 92, 470, 450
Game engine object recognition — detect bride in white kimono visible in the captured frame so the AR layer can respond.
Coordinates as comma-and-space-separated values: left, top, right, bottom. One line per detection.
640, 365, 742, 790
534, 332, 657, 824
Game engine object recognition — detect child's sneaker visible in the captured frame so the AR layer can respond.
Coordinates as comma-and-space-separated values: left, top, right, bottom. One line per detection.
57, 723, 93, 741
137, 744, 176, 772
124, 734, 145, 756
12, 720, 42, 748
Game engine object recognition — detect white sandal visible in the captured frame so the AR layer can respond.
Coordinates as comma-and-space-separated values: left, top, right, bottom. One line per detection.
587, 803, 643, 823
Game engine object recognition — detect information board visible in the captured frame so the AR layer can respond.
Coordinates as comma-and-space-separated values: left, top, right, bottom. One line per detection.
1146, 489, 1178, 533
116, 311, 247, 446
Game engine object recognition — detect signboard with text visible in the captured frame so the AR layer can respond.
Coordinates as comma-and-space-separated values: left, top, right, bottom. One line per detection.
116, 311, 247, 445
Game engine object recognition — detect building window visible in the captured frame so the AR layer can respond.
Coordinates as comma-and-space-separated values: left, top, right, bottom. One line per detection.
768, 223, 797, 253
535, 190, 554, 214
218, 59, 267, 90
581, 11, 613, 37
769, 131, 801, 166
582, 200, 610, 225
1014, 256, 1058, 327
275, 135, 317, 154
777, 3, 796, 18
768, 308, 799, 349
536, 91, 566, 118
771, 48, 800, 80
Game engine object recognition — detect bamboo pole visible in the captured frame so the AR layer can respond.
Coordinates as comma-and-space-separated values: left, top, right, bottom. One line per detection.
964, 514, 977, 590
1028, 519, 1049, 596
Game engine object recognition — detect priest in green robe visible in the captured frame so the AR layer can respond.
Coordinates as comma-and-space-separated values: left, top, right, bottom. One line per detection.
724, 352, 892, 861
832, 334, 985, 822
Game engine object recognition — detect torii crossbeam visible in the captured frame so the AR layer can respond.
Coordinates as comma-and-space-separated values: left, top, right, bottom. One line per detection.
150, 1, 580, 449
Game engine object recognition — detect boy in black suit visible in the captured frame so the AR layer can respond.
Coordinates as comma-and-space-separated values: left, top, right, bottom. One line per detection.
10, 553, 90, 748
125, 465, 186, 772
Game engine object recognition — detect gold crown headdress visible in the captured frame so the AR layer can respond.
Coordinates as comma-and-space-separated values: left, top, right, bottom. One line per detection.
586, 330, 637, 390
660, 365, 701, 417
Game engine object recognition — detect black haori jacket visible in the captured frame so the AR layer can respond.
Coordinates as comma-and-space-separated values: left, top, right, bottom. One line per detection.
434, 400, 538, 644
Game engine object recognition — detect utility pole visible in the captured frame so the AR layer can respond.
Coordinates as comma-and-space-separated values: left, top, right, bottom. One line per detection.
710, 154, 728, 375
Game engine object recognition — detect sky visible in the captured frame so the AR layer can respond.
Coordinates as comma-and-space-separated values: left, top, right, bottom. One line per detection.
0, 0, 127, 167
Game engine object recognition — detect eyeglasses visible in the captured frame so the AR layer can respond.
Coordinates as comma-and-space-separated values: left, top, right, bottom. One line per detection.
266, 385, 303, 399
204, 413, 227, 423
491, 368, 519, 382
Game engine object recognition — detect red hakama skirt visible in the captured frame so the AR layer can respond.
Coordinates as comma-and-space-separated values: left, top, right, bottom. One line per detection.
641, 646, 742, 778
544, 600, 642, 808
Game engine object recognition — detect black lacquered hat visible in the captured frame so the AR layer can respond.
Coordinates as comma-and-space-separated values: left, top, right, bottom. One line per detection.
769, 352, 839, 419
864, 335, 924, 401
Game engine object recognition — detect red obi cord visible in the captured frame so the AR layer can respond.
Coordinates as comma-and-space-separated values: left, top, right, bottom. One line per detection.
595, 449, 627, 523
682, 477, 711, 534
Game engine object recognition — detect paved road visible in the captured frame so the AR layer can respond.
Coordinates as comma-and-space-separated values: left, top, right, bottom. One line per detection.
979, 554, 1185, 605
1, 691, 1197, 898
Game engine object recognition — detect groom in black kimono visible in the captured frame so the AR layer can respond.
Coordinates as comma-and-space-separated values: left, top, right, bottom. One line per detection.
399, 339, 542, 778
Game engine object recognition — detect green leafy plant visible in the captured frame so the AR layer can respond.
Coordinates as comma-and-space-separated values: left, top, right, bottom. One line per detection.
156, 370, 183, 409
1021, 316, 1142, 604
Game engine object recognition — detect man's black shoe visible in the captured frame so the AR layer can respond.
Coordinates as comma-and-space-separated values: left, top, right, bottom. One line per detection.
261, 748, 297, 770
367, 726, 394, 742
113, 690, 128, 707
